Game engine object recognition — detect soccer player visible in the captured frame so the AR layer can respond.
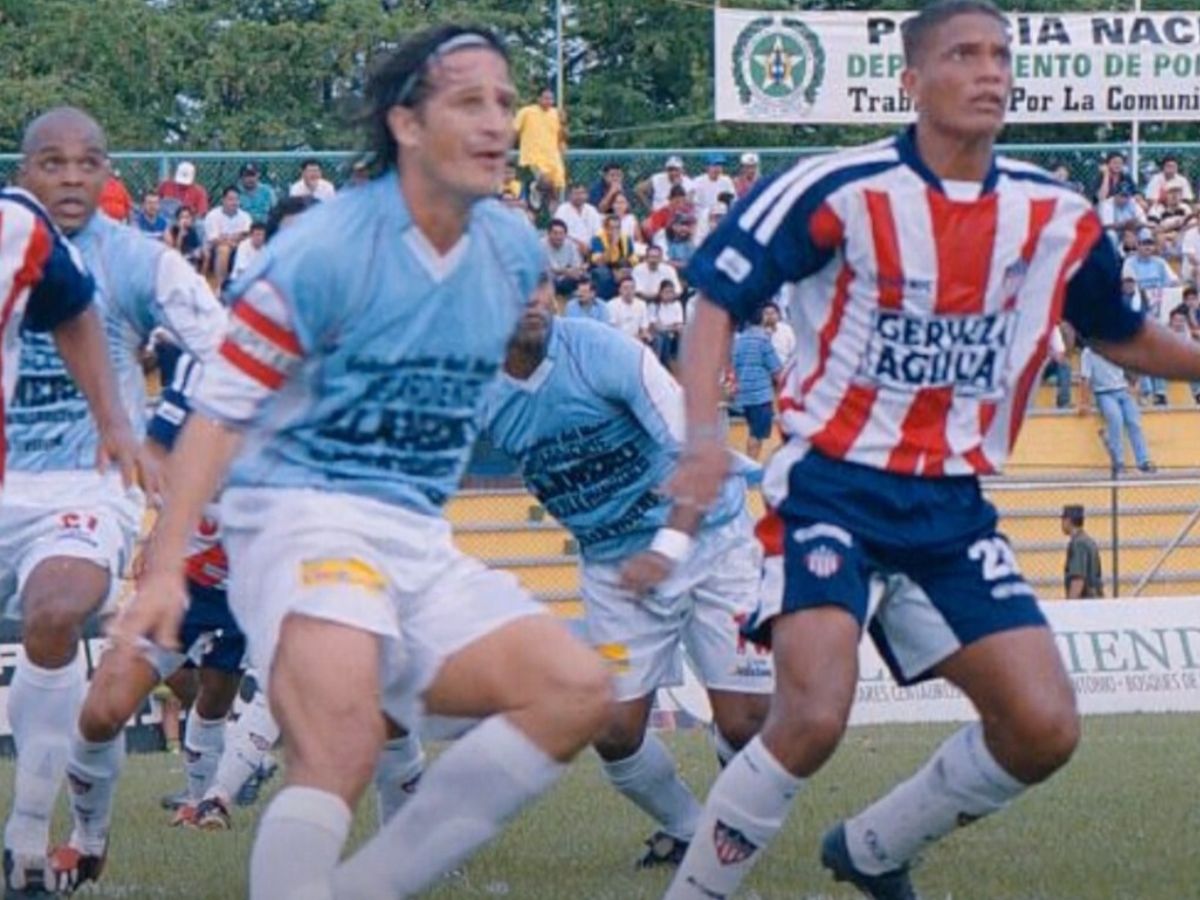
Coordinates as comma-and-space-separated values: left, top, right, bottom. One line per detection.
2, 107, 221, 897
115, 25, 610, 900
662, 3, 1200, 897
481, 292, 772, 866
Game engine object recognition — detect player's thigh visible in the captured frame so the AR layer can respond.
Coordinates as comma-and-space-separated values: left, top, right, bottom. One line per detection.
580, 560, 689, 704
875, 532, 1047, 686
195, 667, 243, 720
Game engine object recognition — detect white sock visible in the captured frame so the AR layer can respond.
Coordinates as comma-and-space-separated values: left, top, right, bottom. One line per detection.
249, 786, 350, 900
4, 656, 85, 855
710, 727, 738, 768
844, 722, 1026, 875
372, 734, 425, 828
333, 716, 565, 899
183, 710, 226, 802
664, 736, 803, 900
65, 730, 125, 855
208, 688, 280, 804
600, 734, 701, 841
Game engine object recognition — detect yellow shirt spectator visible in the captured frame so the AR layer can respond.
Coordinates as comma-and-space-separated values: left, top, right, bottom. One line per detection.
514, 88, 566, 192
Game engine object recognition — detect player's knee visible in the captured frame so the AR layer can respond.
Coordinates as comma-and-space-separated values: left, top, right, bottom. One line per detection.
712, 703, 766, 752
78, 694, 132, 743
23, 595, 90, 664
762, 697, 848, 775
593, 713, 647, 761
997, 700, 1080, 782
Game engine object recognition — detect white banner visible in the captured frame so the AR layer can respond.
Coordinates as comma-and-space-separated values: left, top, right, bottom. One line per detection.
662, 597, 1200, 727
715, 10, 1200, 124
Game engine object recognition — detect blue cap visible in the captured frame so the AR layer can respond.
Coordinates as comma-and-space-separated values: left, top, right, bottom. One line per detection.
1137, 227, 1154, 243
705, 152, 726, 166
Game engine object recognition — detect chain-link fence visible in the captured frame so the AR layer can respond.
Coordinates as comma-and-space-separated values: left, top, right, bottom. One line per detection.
2, 142, 1199, 213
449, 468, 1200, 613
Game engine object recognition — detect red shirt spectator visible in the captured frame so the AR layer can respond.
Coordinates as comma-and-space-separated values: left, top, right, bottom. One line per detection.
99, 174, 133, 222
157, 161, 209, 216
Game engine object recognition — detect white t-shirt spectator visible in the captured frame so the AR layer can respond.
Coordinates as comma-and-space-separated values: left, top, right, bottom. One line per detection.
692, 173, 736, 219
768, 321, 797, 363
607, 297, 650, 340
631, 260, 681, 300
230, 236, 265, 281
552, 201, 603, 250
202, 207, 252, 244
1144, 171, 1194, 204
649, 172, 695, 210
289, 178, 336, 201
651, 299, 686, 331
1181, 225, 1200, 283
1097, 196, 1146, 234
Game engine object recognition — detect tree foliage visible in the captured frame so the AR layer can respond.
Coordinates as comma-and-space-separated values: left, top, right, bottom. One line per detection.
0, 0, 1194, 152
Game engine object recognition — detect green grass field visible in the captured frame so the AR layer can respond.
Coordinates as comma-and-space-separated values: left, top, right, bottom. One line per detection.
9, 714, 1199, 899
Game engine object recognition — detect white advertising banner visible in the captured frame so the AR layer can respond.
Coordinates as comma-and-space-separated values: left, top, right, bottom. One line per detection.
714, 10, 1200, 124
662, 597, 1200, 727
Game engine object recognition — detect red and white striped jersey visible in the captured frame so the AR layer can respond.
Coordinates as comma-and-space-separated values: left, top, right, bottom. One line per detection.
0, 189, 95, 483
688, 128, 1141, 479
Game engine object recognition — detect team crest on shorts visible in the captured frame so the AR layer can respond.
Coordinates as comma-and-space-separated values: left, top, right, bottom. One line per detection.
713, 819, 758, 866
804, 545, 842, 579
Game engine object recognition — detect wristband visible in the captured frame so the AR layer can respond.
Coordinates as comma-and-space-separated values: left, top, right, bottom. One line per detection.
650, 528, 693, 564
686, 423, 725, 444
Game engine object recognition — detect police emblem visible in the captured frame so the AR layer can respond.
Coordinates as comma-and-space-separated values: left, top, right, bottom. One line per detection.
732, 16, 826, 118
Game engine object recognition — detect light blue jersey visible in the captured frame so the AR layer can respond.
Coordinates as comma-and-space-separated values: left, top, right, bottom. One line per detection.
6, 213, 225, 471
481, 319, 747, 563
195, 172, 545, 515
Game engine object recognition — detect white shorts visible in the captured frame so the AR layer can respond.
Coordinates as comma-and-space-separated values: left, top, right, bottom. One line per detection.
0, 470, 144, 620
220, 487, 546, 730
580, 513, 774, 702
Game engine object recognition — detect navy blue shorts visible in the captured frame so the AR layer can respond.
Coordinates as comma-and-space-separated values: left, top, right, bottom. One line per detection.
752, 450, 1046, 685
742, 402, 774, 440
180, 583, 246, 674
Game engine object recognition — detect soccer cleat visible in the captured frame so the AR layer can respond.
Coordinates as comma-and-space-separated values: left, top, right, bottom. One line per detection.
3, 850, 54, 898
235, 755, 279, 808
169, 804, 198, 828
635, 831, 690, 869
48, 844, 106, 895
820, 823, 919, 900
193, 797, 232, 831
159, 787, 189, 811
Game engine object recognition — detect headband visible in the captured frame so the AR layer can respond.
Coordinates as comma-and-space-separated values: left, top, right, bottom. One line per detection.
392, 32, 496, 107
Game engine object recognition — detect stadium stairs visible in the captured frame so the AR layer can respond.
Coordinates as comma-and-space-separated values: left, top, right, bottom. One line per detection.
448, 378, 1200, 617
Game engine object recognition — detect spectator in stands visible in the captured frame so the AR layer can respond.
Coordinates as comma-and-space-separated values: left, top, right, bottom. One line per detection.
563, 279, 608, 324
1079, 339, 1154, 473
1045, 324, 1072, 410
553, 183, 602, 256
590, 213, 638, 300
1183, 286, 1200, 334
762, 300, 795, 364
1098, 183, 1146, 244
1144, 155, 1194, 205
543, 218, 587, 298
649, 279, 685, 371
165, 205, 205, 271
1124, 227, 1179, 404
345, 159, 371, 190
643, 184, 693, 248
514, 86, 567, 210
632, 244, 680, 303
636, 155, 693, 212
158, 160, 210, 217
1117, 225, 1140, 259
734, 151, 760, 199
663, 211, 697, 273
610, 192, 644, 249
701, 200, 729, 243
606, 276, 650, 343
692, 153, 735, 226
502, 190, 534, 224
1148, 184, 1194, 244
236, 162, 276, 223
1049, 163, 1084, 196
1167, 305, 1200, 404
99, 170, 133, 222
133, 190, 169, 240
500, 162, 523, 202
203, 186, 253, 285
289, 158, 335, 200
1182, 217, 1200, 287
732, 310, 783, 461
230, 221, 268, 284
590, 161, 626, 213
1060, 505, 1103, 599
1094, 151, 1135, 203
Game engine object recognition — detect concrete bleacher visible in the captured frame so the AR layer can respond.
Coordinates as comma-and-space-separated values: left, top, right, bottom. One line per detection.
447, 403, 1200, 611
